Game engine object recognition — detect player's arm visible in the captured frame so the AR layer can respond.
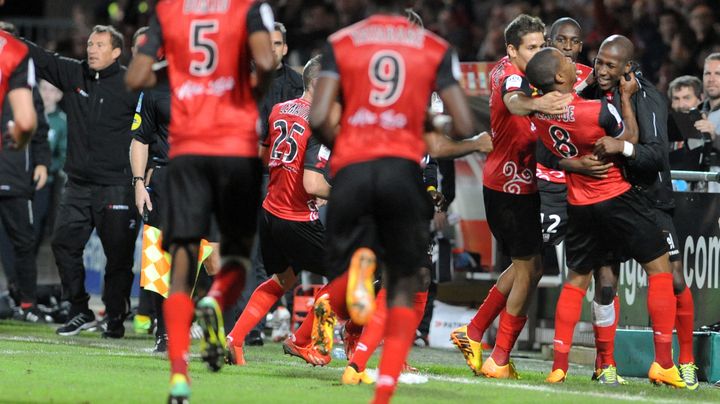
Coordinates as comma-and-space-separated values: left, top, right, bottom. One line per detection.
310, 42, 341, 147
624, 81, 668, 172
247, 3, 277, 99
434, 48, 475, 139
503, 74, 572, 116
30, 87, 50, 189
593, 97, 638, 159
537, 140, 613, 179
126, 15, 163, 90
7, 56, 38, 148
129, 91, 158, 214
425, 131, 492, 158
303, 136, 331, 198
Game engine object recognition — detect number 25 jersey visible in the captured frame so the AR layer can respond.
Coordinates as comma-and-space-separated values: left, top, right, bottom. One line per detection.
140, 0, 274, 158
320, 15, 460, 175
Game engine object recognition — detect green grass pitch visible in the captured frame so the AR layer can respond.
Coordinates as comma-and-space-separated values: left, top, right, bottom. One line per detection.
1, 321, 718, 403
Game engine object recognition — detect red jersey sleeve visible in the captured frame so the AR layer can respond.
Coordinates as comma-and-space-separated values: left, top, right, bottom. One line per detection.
138, 14, 164, 59
599, 98, 625, 138
500, 73, 532, 97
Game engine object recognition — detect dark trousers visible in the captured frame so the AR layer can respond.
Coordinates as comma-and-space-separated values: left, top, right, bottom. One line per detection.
51, 180, 138, 318
0, 196, 37, 304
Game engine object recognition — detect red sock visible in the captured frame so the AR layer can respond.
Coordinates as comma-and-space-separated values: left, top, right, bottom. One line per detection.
675, 287, 695, 364
490, 309, 527, 366
647, 273, 676, 368
413, 291, 428, 327
164, 293, 194, 376
227, 279, 284, 346
551, 284, 585, 372
468, 285, 507, 341
293, 272, 349, 346
372, 307, 415, 404
208, 262, 247, 311
592, 296, 619, 367
350, 289, 387, 372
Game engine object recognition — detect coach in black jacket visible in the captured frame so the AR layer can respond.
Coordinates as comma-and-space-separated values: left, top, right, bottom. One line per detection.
0, 87, 50, 320
23, 25, 139, 338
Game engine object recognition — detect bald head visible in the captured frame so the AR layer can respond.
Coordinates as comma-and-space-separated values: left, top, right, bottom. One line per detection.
599, 35, 634, 65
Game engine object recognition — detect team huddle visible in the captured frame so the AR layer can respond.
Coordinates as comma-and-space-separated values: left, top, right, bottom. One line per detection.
0, 0, 702, 403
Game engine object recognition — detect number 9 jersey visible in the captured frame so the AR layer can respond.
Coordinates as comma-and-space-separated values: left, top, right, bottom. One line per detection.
320, 14, 460, 175
139, 0, 275, 158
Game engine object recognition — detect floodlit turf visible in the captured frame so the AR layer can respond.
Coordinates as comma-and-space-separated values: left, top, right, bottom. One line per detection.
1, 321, 719, 403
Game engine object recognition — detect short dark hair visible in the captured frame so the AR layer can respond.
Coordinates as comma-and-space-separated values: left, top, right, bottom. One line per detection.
505, 14, 545, 49
303, 55, 322, 91
667, 75, 702, 99
525, 48, 561, 94
91, 25, 124, 51
132, 26, 149, 47
549, 17, 581, 38
274, 22, 286, 44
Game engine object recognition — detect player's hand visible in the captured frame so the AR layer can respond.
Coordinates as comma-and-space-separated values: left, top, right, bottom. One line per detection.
533, 91, 573, 115
432, 211, 449, 231
474, 131, 493, 153
619, 72, 639, 98
428, 189, 445, 211
593, 136, 625, 158
135, 182, 152, 217
33, 165, 48, 190
562, 154, 613, 179
695, 118, 716, 139
315, 197, 328, 208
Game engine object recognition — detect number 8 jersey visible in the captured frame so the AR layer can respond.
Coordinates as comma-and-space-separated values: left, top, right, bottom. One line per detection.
139, 0, 274, 158
320, 14, 460, 175
531, 94, 629, 206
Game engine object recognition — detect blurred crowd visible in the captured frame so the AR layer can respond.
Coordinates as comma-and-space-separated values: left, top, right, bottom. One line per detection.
5, 0, 718, 96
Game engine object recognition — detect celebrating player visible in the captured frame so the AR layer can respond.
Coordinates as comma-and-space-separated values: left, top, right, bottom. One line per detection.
525, 47, 685, 388
126, 1, 277, 402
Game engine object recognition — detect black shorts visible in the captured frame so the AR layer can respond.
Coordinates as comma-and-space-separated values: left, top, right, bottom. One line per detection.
538, 179, 568, 246
654, 208, 681, 263
259, 208, 327, 277
566, 188, 668, 273
326, 158, 432, 279
483, 187, 542, 258
163, 155, 262, 256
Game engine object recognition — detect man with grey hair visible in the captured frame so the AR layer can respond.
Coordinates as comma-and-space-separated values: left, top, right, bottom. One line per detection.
667, 75, 709, 172
22, 25, 140, 338
701, 53, 720, 192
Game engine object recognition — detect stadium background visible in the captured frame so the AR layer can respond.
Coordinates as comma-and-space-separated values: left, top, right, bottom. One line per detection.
0, 0, 719, 384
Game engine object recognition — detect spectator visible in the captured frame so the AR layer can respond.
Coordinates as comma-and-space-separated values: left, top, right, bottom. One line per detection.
666, 75, 708, 172
700, 52, 720, 191
36, 80, 68, 245
23, 25, 140, 338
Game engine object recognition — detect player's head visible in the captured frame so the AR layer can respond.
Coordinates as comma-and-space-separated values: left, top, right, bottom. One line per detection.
525, 47, 576, 94
548, 17, 583, 62
87, 25, 123, 71
271, 22, 288, 68
668, 75, 703, 113
405, 8, 423, 28
594, 34, 635, 91
0, 21, 17, 35
504, 14, 546, 73
303, 55, 322, 94
703, 53, 720, 102
131, 26, 149, 58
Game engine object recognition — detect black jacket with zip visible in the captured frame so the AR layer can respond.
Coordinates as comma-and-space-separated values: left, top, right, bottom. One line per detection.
23, 39, 138, 186
0, 87, 51, 198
